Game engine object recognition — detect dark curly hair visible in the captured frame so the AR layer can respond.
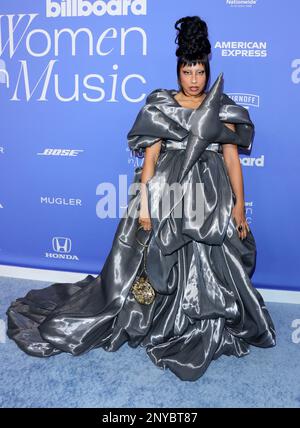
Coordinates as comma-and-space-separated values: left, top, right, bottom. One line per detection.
175, 16, 211, 93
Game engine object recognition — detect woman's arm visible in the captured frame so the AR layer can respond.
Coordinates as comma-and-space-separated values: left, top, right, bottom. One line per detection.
222, 123, 250, 239
139, 139, 162, 230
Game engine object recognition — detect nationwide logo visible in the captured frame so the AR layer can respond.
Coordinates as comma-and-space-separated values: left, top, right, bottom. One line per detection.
45, 236, 79, 260
240, 155, 264, 167
226, 0, 258, 7
227, 93, 259, 109
0, 147, 4, 154
46, 0, 147, 18
0, 203, 3, 209
215, 41, 267, 57
37, 149, 84, 156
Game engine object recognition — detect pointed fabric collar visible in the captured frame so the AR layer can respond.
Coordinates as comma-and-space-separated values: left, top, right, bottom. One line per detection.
127, 73, 255, 173
144, 88, 195, 130
143, 77, 254, 149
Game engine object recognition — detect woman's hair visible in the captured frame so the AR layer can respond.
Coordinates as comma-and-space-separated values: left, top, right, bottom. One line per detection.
175, 16, 211, 93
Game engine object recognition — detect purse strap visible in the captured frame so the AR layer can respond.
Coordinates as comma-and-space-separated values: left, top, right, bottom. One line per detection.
135, 225, 152, 276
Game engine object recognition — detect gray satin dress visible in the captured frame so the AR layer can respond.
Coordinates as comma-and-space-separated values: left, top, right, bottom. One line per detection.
6, 73, 276, 382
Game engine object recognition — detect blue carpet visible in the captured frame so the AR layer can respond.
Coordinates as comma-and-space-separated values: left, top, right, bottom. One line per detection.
0, 276, 299, 408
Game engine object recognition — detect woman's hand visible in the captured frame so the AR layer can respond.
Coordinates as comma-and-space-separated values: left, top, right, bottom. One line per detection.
222, 129, 250, 241
139, 203, 152, 231
231, 202, 250, 240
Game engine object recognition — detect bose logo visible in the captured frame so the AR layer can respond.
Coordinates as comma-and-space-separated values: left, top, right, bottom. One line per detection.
46, 0, 147, 18
37, 149, 84, 156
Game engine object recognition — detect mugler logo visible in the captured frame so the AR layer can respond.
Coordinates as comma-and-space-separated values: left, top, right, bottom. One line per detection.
46, 0, 147, 18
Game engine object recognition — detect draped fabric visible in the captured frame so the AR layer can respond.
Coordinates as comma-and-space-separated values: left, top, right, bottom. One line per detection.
6, 73, 276, 381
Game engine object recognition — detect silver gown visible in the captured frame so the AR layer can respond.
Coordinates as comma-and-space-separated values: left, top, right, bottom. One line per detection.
6, 73, 276, 381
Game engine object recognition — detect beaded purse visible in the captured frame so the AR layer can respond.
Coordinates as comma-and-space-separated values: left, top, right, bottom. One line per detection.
130, 225, 156, 305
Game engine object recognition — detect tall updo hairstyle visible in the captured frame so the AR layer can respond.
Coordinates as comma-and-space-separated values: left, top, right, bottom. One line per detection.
175, 16, 211, 94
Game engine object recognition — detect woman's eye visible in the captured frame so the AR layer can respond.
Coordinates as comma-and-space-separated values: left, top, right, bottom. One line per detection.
183, 71, 205, 75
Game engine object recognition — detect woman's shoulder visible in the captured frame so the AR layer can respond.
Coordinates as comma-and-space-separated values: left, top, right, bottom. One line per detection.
145, 88, 173, 105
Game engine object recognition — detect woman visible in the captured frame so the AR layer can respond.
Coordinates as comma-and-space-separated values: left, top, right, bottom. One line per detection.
6, 16, 276, 382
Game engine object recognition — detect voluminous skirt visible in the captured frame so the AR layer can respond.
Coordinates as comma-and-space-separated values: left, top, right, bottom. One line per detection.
6, 146, 276, 382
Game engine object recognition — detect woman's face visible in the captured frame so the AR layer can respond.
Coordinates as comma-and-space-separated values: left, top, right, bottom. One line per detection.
179, 63, 206, 97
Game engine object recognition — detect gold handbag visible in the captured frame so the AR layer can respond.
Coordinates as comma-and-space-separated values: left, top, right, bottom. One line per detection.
130, 225, 156, 305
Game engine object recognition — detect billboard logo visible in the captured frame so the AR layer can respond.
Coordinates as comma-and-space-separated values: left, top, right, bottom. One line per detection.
240, 155, 265, 167
46, 0, 147, 18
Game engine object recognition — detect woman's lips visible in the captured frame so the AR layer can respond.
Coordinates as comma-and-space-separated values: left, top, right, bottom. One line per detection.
190, 87, 199, 92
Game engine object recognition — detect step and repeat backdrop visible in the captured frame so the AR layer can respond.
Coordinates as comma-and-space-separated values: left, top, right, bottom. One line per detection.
0, 0, 299, 291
